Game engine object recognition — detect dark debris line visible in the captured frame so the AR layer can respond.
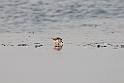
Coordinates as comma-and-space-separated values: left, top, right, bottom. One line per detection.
1, 43, 43, 48
81, 42, 124, 49
1, 42, 124, 49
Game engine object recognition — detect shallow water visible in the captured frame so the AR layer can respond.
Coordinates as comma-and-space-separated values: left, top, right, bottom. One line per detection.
0, 0, 124, 83
0, 46, 124, 83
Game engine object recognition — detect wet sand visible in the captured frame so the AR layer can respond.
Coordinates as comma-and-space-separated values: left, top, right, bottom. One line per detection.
0, 43, 124, 83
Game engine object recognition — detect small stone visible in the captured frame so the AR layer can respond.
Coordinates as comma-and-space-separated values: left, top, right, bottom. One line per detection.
35, 45, 43, 48
103, 46, 107, 47
101, 46, 107, 47
97, 45, 100, 48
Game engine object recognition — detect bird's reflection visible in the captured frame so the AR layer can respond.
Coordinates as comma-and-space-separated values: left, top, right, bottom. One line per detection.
53, 44, 63, 51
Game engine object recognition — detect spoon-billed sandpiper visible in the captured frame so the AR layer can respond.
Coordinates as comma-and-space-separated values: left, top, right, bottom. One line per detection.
51, 37, 63, 44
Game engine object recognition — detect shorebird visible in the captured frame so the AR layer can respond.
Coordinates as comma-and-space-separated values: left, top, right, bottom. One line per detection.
51, 37, 63, 44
